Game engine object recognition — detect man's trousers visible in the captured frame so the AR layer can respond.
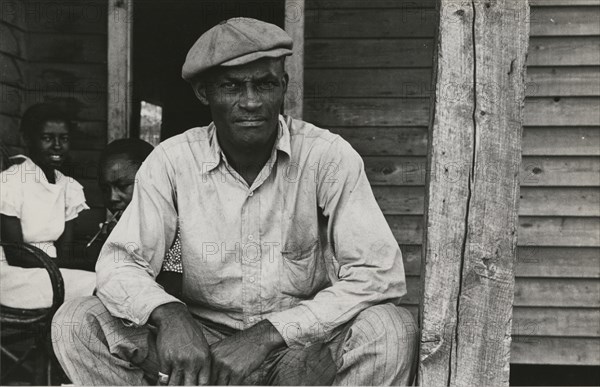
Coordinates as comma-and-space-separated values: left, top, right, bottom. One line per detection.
52, 296, 418, 385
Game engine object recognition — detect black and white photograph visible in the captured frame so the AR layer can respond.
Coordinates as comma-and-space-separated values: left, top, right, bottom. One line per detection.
0, 0, 599, 385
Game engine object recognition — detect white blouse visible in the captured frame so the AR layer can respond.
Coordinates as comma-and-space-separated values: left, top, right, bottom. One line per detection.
0, 155, 89, 258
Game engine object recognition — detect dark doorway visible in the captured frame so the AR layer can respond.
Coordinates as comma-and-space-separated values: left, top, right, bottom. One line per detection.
132, 0, 285, 141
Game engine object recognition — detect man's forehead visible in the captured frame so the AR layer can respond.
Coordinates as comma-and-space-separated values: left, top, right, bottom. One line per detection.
212, 58, 284, 80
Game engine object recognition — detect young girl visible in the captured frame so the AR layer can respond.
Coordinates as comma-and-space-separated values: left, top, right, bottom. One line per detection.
0, 103, 96, 309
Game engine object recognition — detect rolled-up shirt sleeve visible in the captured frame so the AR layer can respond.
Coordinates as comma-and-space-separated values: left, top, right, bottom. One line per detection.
96, 146, 182, 326
267, 138, 407, 348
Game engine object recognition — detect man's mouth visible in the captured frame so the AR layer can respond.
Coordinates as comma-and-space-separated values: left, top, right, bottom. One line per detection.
49, 154, 64, 162
235, 118, 266, 127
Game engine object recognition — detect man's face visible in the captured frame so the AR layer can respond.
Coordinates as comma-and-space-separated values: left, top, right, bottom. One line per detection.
195, 57, 288, 150
98, 154, 139, 214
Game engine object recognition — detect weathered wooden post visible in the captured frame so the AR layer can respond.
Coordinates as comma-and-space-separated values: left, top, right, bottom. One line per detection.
419, 0, 529, 385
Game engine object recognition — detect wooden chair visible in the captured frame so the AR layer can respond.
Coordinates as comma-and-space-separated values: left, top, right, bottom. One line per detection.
0, 242, 65, 385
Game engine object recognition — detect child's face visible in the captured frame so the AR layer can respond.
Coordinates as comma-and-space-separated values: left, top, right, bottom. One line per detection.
29, 120, 70, 169
98, 154, 139, 215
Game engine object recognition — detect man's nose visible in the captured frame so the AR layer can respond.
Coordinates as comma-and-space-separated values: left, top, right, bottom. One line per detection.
110, 187, 120, 202
239, 83, 262, 110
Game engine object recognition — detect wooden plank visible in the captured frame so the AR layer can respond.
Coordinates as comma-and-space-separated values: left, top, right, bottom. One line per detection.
25, 0, 107, 34
305, 69, 432, 98
304, 39, 434, 68
386, 215, 423, 246
522, 127, 600, 156
305, 0, 436, 9
526, 67, 600, 97
0, 83, 24, 116
401, 245, 600, 278
330, 127, 428, 156
519, 216, 600, 247
25, 90, 106, 121
516, 247, 600, 278
27, 63, 107, 93
375, 186, 600, 217
305, 8, 436, 38
304, 98, 430, 126
511, 337, 600, 365
0, 22, 26, 58
519, 187, 600, 216
284, 0, 304, 119
530, 6, 600, 36
305, 37, 598, 68
305, 7, 600, 38
364, 156, 600, 187
530, 0, 600, 6
107, 0, 132, 143
331, 127, 598, 157
305, 98, 599, 127
520, 156, 600, 187
403, 277, 599, 309
27, 32, 106, 63
527, 37, 600, 66
525, 98, 600, 126
513, 307, 600, 337
516, 278, 599, 308
0, 52, 26, 87
0, 114, 20, 146
306, 67, 599, 98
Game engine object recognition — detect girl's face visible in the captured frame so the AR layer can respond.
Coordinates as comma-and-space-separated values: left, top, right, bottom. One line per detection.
29, 120, 70, 169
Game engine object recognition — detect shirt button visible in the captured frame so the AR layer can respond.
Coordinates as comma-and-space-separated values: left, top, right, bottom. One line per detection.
248, 317, 256, 323
248, 234, 254, 241
248, 191, 254, 197
249, 276, 255, 283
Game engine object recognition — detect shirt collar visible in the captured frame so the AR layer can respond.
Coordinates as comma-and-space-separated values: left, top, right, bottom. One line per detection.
204, 115, 291, 174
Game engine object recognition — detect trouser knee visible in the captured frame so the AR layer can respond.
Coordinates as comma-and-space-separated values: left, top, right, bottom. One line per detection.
51, 296, 110, 353
353, 303, 419, 348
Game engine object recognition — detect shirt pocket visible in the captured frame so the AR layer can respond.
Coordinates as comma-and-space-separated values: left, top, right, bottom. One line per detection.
280, 238, 328, 298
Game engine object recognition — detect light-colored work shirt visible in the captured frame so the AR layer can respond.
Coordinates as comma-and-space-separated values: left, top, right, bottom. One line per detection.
96, 115, 407, 349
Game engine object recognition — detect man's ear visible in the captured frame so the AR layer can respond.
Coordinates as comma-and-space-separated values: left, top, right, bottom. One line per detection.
282, 72, 289, 94
193, 82, 209, 105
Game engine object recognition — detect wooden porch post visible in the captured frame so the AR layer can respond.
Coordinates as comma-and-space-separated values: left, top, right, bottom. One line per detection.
107, 0, 133, 143
419, 1, 529, 385
284, 0, 304, 119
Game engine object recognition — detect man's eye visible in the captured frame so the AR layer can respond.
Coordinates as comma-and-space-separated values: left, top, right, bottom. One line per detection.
41, 135, 52, 142
257, 81, 277, 91
222, 82, 239, 91
60, 135, 70, 143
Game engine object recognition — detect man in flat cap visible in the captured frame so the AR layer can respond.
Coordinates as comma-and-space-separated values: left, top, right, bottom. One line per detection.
52, 18, 418, 386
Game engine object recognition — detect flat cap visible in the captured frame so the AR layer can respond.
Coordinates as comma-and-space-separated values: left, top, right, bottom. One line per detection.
182, 17, 293, 82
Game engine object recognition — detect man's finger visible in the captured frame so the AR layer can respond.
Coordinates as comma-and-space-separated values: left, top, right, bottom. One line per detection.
182, 367, 199, 386
198, 363, 211, 386
168, 368, 183, 386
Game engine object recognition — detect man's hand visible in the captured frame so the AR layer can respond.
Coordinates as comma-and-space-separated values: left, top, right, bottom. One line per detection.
150, 303, 212, 385
210, 319, 285, 385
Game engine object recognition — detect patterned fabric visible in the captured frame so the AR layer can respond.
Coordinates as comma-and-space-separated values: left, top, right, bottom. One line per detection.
162, 228, 182, 273
95, 115, 407, 349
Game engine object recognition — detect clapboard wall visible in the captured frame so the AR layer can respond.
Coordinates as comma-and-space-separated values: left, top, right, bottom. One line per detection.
0, 0, 108, 240
304, 0, 599, 365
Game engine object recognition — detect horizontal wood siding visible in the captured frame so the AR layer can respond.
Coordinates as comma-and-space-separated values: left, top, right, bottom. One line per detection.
0, 0, 108, 240
304, 0, 600, 365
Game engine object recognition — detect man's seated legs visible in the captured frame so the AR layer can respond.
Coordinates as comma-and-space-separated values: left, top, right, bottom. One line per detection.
52, 297, 337, 385
326, 303, 419, 386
